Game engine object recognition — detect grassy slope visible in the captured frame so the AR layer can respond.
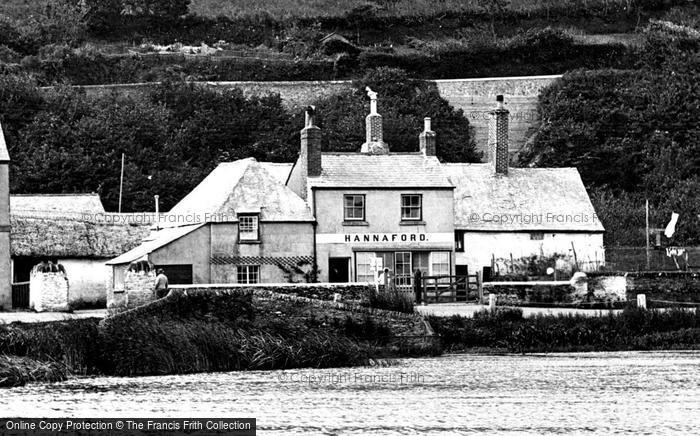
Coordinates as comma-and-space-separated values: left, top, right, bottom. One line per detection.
189, 0, 641, 19
0, 0, 656, 20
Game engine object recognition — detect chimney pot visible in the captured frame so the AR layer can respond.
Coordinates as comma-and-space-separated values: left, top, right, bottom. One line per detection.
304, 105, 315, 128
419, 117, 436, 156
361, 87, 389, 154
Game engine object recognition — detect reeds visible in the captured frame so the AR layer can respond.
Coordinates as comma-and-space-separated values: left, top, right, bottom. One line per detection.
0, 355, 66, 387
429, 307, 700, 353
367, 289, 415, 314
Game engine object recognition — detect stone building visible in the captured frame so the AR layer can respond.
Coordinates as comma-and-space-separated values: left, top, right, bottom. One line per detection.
106, 93, 604, 289
10, 194, 150, 307
106, 158, 315, 288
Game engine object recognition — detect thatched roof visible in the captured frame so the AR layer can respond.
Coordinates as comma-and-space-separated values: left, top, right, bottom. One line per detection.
11, 193, 105, 214
10, 213, 151, 258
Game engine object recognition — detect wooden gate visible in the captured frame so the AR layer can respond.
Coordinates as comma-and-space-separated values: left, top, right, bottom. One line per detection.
11, 281, 30, 309
418, 272, 482, 304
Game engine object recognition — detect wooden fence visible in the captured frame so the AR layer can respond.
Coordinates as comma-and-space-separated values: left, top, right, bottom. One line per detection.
11, 281, 30, 309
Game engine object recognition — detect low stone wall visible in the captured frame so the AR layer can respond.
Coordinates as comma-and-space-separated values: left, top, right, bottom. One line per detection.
485, 271, 700, 305
29, 271, 70, 312
622, 271, 700, 303
172, 283, 373, 302
484, 276, 627, 305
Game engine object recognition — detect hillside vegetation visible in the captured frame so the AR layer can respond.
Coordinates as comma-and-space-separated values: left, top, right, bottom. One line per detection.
522, 21, 700, 246
0, 1, 694, 84
1, 68, 479, 212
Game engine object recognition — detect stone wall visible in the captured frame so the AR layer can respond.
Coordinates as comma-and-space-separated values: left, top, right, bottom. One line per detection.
29, 270, 70, 312
483, 275, 627, 305
622, 271, 700, 303
124, 270, 157, 309
484, 272, 700, 306
172, 283, 373, 302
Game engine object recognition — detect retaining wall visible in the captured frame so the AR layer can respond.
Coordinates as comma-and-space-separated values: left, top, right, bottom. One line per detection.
59, 75, 559, 157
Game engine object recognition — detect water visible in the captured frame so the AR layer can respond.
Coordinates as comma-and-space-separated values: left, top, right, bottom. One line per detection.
2, 351, 700, 435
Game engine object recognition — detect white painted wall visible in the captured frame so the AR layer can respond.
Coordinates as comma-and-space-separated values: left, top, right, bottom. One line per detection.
59, 259, 110, 305
456, 232, 605, 273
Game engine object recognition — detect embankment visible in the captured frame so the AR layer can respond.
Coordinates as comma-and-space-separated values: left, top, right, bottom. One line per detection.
0, 286, 437, 384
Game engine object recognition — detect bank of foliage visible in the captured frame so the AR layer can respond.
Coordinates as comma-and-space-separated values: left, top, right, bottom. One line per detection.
1, 68, 478, 211
0, 290, 433, 379
0, 28, 635, 85
522, 21, 700, 245
1, 0, 685, 83
429, 307, 700, 353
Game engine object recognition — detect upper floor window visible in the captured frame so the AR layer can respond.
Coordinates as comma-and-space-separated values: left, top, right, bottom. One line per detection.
344, 194, 365, 221
455, 231, 465, 252
238, 214, 259, 242
401, 194, 422, 221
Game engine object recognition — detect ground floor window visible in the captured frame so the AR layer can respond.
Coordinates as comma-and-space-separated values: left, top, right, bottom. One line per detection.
430, 252, 450, 277
237, 265, 260, 284
354, 251, 451, 285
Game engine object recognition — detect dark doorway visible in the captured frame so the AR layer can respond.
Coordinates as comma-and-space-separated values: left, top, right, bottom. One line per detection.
329, 257, 350, 283
13, 256, 57, 283
456, 264, 469, 277
156, 264, 193, 285
482, 266, 492, 282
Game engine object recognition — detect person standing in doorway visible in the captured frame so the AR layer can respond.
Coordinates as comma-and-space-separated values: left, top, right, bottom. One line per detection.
155, 268, 169, 298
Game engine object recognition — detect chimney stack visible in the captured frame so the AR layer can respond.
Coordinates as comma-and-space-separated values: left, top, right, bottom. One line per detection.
361, 87, 389, 154
301, 106, 322, 177
0, 123, 11, 309
489, 95, 509, 175
419, 117, 436, 156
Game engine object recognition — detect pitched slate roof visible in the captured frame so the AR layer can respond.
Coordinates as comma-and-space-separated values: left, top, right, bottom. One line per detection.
165, 158, 313, 224
310, 153, 454, 188
106, 223, 205, 265
258, 162, 293, 184
445, 163, 604, 232
0, 123, 9, 162
11, 214, 151, 258
11, 193, 105, 214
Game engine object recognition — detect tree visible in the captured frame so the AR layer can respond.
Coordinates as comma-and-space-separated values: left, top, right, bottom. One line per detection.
522, 22, 700, 244
309, 67, 481, 162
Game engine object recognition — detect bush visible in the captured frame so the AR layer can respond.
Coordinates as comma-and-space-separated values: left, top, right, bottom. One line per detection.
428, 307, 700, 353
523, 22, 700, 244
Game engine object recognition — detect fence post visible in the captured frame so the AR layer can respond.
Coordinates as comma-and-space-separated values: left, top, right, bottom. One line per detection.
476, 271, 483, 304
414, 269, 422, 305
637, 293, 647, 309
489, 293, 497, 311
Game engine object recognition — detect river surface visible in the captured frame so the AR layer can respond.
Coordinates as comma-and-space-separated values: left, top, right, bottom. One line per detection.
2, 351, 699, 435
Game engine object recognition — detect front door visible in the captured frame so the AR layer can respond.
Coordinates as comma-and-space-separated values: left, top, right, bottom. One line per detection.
395, 251, 412, 287
329, 257, 350, 283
